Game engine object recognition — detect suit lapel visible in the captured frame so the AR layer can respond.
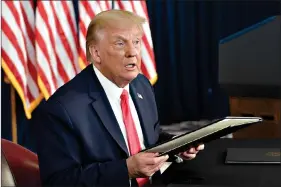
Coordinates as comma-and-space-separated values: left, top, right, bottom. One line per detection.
130, 84, 155, 147
88, 68, 128, 156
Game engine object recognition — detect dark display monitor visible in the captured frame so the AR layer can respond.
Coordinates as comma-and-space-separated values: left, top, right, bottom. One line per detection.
219, 16, 281, 98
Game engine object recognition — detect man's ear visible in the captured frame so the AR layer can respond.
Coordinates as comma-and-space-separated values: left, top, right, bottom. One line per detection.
89, 45, 101, 64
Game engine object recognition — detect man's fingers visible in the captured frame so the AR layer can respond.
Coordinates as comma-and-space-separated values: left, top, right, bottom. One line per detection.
129, 153, 170, 178
147, 159, 168, 174
139, 159, 166, 177
186, 147, 198, 154
139, 152, 159, 157
128, 152, 169, 178
153, 155, 169, 164
182, 152, 196, 159
146, 154, 169, 165
186, 144, 204, 153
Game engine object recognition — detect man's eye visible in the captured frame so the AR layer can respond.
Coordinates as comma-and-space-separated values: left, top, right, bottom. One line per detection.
116, 42, 124, 46
134, 40, 140, 45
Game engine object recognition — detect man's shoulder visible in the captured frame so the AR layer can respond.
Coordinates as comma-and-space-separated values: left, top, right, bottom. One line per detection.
131, 74, 155, 98
43, 65, 93, 108
132, 73, 152, 88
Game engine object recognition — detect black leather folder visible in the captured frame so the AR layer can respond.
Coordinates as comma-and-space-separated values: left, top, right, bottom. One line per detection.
142, 117, 262, 156
225, 148, 281, 164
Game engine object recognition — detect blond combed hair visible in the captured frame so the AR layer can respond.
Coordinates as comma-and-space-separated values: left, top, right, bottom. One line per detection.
86, 9, 146, 62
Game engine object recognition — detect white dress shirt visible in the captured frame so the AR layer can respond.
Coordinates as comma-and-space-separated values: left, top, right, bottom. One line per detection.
93, 65, 171, 180
93, 65, 146, 154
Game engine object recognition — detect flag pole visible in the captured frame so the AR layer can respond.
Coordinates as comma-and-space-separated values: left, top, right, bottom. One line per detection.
10, 85, 18, 143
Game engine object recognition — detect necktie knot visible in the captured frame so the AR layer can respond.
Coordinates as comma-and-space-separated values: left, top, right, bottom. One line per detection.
120, 89, 129, 101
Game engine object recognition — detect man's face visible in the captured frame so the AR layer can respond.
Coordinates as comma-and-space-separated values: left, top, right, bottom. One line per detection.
91, 24, 142, 87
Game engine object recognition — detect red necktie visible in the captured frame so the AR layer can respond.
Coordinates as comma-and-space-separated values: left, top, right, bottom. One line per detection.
120, 89, 149, 187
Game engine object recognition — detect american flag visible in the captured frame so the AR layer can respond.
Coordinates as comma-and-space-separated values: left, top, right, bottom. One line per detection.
1, 0, 157, 120
1, 0, 43, 119
114, 0, 157, 84
35, 1, 80, 99
78, 0, 157, 84
78, 0, 112, 70
2, 0, 80, 119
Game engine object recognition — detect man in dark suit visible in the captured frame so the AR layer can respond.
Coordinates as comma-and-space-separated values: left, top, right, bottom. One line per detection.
34, 10, 204, 187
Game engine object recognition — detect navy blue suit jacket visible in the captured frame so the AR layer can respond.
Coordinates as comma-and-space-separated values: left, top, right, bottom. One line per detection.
34, 65, 172, 187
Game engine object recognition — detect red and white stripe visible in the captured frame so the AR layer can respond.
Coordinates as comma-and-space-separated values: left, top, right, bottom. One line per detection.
78, 0, 112, 70
1, 0, 42, 119
35, 1, 80, 99
115, 0, 157, 84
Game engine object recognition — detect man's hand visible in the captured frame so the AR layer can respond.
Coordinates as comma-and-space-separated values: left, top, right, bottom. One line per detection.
178, 144, 205, 160
126, 152, 169, 178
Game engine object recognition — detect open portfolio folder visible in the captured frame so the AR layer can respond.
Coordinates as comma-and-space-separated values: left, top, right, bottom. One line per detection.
142, 117, 263, 156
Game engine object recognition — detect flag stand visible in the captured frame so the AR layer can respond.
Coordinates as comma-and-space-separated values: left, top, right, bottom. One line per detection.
10, 85, 18, 144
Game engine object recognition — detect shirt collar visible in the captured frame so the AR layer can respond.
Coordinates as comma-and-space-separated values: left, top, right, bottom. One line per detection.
93, 64, 130, 100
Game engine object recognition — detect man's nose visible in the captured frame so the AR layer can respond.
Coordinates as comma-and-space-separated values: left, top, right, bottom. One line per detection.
125, 43, 137, 57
